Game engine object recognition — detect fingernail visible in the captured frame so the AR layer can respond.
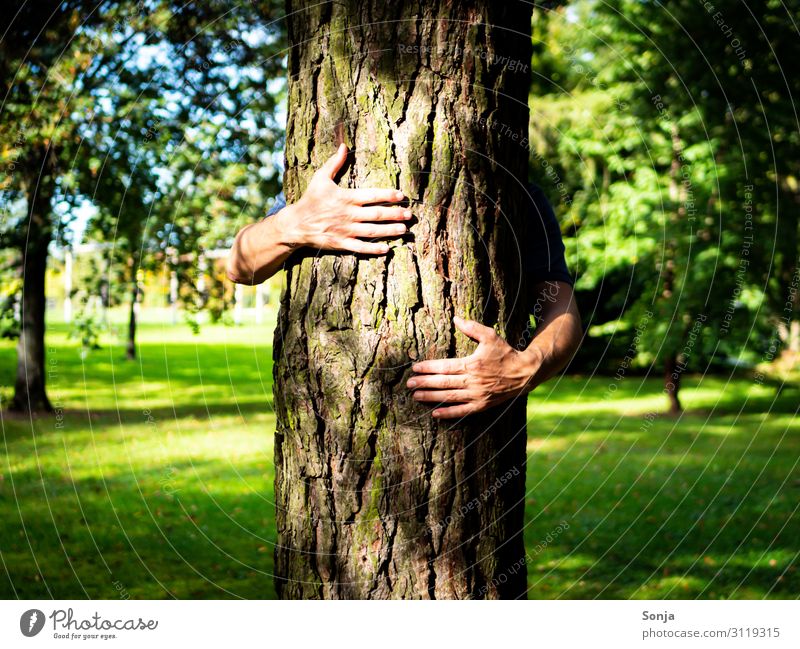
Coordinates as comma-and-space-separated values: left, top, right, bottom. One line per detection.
397, 225, 407, 234
432, 410, 441, 418
412, 364, 420, 371
395, 191, 404, 200
407, 379, 417, 388
403, 210, 412, 218
454, 316, 463, 324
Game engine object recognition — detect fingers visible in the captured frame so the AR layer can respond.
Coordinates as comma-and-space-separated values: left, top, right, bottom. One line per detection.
339, 238, 390, 255
346, 187, 405, 205
454, 315, 496, 343
351, 205, 412, 222
432, 403, 480, 419
319, 143, 349, 180
406, 374, 467, 390
348, 222, 407, 239
413, 389, 472, 404
412, 357, 467, 375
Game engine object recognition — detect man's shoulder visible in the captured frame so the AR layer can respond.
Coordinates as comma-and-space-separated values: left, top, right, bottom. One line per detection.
524, 182, 557, 222
526, 182, 550, 207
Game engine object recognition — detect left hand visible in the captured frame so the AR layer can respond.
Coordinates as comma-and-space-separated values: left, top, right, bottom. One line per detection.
407, 316, 540, 419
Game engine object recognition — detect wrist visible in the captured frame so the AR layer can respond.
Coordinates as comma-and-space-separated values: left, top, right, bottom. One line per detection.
273, 203, 304, 249
520, 343, 546, 392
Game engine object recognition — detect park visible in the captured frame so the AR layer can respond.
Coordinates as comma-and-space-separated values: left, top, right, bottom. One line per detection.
1, 0, 799, 601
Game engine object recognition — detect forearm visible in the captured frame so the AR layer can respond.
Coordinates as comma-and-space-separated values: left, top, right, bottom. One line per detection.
522, 283, 582, 390
226, 207, 296, 285
523, 311, 581, 388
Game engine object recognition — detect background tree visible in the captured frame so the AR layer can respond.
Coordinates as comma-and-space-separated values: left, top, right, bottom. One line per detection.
0, 0, 107, 411
1, 0, 285, 406
529, 0, 798, 411
274, 0, 533, 599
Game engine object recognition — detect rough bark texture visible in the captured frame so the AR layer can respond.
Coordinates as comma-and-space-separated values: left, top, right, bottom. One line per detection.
11, 146, 56, 413
274, 0, 532, 599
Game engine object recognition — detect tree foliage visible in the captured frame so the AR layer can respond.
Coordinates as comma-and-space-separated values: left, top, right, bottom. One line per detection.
530, 1, 799, 409
1, 0, 286, 408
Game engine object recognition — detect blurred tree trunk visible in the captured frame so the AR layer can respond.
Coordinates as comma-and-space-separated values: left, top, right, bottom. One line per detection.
11, 146, 56, 414
126, 277, 138, 361
273, 0, 532, 599
662, 124, 685, 414
664, 354, 682, 414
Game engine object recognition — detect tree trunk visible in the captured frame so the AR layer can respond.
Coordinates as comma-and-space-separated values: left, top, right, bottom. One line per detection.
661, 124, 684, 416
126, 278, 138, 361
273, 1, 532, 599
11, 146, 56, 414
664, 354, 682, 415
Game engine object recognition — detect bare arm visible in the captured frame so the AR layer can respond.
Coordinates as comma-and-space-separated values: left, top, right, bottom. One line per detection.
225, 209, 296, 285
408, 280, 582, 419
525, 280, 583, 389
226, 143, 410, 285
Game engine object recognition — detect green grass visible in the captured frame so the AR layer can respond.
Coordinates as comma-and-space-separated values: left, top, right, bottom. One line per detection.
1, 317, 798, 599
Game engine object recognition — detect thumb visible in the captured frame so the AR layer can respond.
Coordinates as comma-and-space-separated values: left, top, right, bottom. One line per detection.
454, 316, 495, 344
319, 143, 348, 180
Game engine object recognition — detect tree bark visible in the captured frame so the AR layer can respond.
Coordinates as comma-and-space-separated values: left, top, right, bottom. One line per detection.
11, 146, 56, 414
274, 0, 532, 599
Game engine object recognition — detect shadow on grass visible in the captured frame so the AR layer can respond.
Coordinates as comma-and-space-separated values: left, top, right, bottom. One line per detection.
1, 460, 277, 599
521, 405, 800, 599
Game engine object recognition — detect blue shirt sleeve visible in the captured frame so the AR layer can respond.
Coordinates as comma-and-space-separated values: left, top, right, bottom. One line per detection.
266, 192, 286, 217
523, 184, 573, 287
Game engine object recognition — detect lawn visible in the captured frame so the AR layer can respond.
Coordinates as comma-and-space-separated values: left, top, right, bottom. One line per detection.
1, 315, 798, 599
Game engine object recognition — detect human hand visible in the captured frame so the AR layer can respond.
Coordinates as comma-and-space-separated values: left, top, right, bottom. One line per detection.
407, 316, 541, 419
277, 143, 411, 255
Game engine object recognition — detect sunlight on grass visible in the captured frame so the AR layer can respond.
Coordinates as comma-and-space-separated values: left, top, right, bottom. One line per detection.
1, 319, 798, 599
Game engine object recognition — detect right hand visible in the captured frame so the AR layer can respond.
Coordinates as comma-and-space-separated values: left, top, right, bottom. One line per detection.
276, 143, 411, 255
